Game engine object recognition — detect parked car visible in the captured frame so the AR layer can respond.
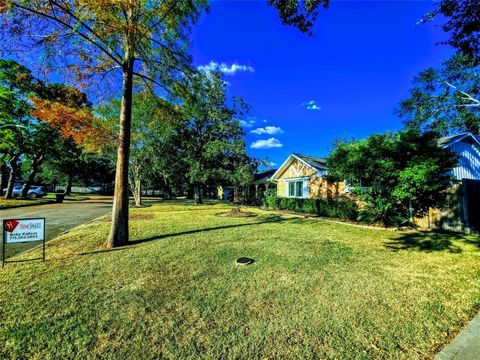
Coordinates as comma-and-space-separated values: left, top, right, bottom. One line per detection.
2, 186, 47, 199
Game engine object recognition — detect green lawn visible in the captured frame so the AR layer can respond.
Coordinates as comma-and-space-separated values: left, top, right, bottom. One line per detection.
1, 201, 479, 359
44, 193, 90, 201
0, 198, 53, 209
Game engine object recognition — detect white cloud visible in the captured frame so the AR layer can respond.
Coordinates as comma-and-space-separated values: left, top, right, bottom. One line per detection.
239, 119, 256, 128
302, 100, 322, 111
251, 126, 284, 135
198, 61, 254, 76
250, 138, 283, 149
263, 119, 268, 123
269, 162, 277, 167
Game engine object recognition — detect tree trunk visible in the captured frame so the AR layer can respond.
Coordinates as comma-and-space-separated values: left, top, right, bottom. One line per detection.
106, 61, 134, 248
20, 155, 44, 198
194, 183, 203, 204
0, 164, 8, 191
4, 154, 19, 200
64, 174, 73, 196
132, 178, 142, 207
186, 184, 194, 199
164, 177, 172, 200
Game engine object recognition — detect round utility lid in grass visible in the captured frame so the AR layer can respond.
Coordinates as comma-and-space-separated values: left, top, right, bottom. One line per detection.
236, 257, 254, 266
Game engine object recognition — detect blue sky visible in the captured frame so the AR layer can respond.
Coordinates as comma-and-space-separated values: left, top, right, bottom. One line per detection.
191, 0, 453, 168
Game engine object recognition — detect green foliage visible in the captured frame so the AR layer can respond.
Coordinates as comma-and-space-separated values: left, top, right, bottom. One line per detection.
422, 0, 480, 61
267, 0, 329, 35
264, 188, 280, 208
357, 200, 410, 227
397, 54, 479, 134
175, 72, 257, 193
327, 129, 458, 224
265, 195, 358, 220
0, 59, 37, 157
404, 1, 480, 135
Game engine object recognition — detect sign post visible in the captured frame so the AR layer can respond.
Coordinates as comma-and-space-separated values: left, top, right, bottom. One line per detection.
2, 218, 46, 268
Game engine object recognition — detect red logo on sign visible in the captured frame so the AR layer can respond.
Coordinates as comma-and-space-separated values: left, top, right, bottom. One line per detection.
4, 220, 19, 233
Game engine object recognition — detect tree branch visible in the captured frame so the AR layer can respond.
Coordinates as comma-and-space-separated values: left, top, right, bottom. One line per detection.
49, 0, 124, 62
445, 81, 480, 107
11, 1, 124, 67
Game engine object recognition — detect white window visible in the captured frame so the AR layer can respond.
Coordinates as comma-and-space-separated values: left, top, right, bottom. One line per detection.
287, 180, 307, 198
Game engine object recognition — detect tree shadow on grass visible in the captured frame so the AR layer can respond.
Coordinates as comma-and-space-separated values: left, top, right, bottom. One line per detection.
384, 230, 480, 253
79, 214, 293, 256
129, 214, 292, 245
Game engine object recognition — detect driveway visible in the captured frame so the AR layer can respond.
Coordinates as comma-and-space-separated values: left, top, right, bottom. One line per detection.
1, 195, 112, 256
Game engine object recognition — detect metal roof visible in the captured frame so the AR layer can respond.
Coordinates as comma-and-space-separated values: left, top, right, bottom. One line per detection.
438, 132, 480, 148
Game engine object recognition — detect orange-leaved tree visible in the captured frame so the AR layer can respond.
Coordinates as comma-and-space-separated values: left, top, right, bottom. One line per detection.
31, 97, 111, 153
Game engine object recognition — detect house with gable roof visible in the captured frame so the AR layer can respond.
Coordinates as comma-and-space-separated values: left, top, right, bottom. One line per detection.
269, 153, 346, 200
270, 133, 480, 232
438, 132, 480, 181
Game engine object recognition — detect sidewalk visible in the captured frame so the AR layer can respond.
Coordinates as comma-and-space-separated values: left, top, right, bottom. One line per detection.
435, 312, 480, 360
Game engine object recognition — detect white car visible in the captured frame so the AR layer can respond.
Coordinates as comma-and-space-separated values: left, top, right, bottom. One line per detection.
2, 186, 47, 199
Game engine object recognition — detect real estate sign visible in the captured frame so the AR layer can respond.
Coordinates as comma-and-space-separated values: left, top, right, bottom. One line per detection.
2, 218, 46, 268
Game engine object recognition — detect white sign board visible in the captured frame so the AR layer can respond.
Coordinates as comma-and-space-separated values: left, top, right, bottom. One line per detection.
3, 218, 45, 244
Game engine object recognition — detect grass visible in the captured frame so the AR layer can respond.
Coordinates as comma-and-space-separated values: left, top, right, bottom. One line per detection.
44, 193, 90, 201
1, 201, 479, 359
0, 193, 88, 209
0, 198, 53, 209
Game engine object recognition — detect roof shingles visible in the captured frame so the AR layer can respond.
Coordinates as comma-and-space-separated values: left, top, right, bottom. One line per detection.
292, 153, 327, 171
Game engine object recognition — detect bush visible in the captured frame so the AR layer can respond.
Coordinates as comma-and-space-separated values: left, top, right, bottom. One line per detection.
316, 198, 358, 220
356, 200, 411, 227
264, 194, 358, 220
263, 188, 280, 208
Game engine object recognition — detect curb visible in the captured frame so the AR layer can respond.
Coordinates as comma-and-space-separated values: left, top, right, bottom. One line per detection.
435, 312, 480, 360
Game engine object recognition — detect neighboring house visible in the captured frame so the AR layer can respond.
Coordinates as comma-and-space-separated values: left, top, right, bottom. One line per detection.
270, 153, 345, 199
438, 132, 480, 181
230, 169, 278, 203
413, 132, 480, 233
272, 134, 479, 232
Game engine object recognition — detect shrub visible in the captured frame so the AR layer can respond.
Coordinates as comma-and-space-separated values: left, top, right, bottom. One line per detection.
301, 199, 318, 214
356, 200, 411, 227
263, 189, 279, 208
264, 194, 358, 220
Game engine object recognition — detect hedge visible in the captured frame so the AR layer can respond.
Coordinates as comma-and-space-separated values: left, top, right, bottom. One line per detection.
265, 194, 358, 220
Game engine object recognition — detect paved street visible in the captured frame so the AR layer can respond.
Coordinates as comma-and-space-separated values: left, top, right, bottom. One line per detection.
0, 196, 112, 245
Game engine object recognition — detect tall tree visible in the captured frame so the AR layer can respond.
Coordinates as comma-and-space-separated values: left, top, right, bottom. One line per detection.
18, 121, 58, 198
400, 0, 480, 135
397, 54, 479, 135
27, 83, 111, 195
99, 92, 178, 206
1, 0, 328, 247
422, 0, 480, 61
0, 1, 207, 247
175, 72, 254, 204
0, 59, 37, 199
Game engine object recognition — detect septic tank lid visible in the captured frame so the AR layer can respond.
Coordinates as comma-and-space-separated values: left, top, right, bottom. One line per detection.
235, 257, 254, 266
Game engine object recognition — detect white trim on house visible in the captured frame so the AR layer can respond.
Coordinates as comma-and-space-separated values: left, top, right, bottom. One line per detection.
279, 176, 311, 181
291, 154, 324, 177
270, 154, 323, 181
285, 179, 309, 198
439, 132, 480, 149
